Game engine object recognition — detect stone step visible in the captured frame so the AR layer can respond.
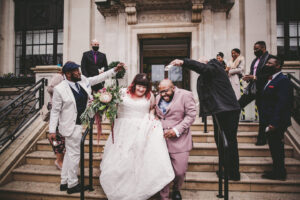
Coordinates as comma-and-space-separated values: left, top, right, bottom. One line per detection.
97, 121, 259, 132
1, 181, 300, 200
44, 130, 259, 143
25, 151, 300, 173
11, 164, 300, 193
36, 139, 294, 157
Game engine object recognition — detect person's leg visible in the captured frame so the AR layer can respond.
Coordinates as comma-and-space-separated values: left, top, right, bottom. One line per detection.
171, 152, 189, 191
215, 110, 240, 180
267, 127, 286, 178
256, 99, 267, 145
65, 125, 82, 188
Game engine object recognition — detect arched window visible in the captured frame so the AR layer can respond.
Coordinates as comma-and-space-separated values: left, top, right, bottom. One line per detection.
14, 0, 64, 75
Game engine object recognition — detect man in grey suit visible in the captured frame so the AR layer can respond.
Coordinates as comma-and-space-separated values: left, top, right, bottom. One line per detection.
170, 58, 241, 181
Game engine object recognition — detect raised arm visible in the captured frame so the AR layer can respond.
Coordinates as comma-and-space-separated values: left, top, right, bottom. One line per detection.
170, 58, 214, 75
88, 62, 125, 86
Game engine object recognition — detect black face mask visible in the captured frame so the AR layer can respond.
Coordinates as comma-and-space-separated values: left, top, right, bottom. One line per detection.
254, 50, 263, 57
92, 46, 99, 51
261, 66, 278, 77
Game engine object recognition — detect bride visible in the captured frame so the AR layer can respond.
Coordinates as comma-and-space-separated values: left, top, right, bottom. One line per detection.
100, 73, 175, 200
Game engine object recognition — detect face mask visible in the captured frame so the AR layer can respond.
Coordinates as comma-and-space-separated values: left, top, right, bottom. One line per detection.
262, 66, 278, 77
92, 46, 99, 51
254, 50, 263, 57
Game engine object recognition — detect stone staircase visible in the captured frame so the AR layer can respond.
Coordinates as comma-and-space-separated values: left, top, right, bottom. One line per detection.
1, 122, 300, 200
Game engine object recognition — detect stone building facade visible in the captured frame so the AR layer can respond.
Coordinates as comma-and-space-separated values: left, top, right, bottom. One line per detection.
0, 0, 299, 120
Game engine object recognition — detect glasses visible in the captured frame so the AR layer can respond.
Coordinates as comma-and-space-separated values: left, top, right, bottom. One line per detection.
159, 87, 171, 95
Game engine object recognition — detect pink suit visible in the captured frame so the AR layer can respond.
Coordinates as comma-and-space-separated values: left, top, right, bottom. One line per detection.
156, 87, 197, 200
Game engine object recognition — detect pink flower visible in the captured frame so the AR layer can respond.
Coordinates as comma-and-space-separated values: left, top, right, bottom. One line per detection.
99, 92, 112, 103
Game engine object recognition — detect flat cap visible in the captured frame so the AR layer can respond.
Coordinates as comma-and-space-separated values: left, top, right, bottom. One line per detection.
62, 61, 80, 73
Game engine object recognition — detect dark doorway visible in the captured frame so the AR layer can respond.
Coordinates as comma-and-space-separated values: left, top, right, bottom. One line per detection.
139, 34, 191, 93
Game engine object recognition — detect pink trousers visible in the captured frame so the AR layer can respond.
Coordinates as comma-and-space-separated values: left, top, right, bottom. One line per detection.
160, 151, 189, 200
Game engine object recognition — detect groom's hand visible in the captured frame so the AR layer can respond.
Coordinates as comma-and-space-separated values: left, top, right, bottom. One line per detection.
164, 129, 177, 138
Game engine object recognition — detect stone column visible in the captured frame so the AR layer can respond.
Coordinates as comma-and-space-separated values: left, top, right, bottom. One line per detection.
31, 65, 62, 105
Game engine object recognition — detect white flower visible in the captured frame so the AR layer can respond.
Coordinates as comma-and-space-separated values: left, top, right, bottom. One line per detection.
99, 92, 112, 103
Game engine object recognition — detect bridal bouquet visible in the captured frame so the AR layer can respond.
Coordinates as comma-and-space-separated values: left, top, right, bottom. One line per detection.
81, 85, 123, 143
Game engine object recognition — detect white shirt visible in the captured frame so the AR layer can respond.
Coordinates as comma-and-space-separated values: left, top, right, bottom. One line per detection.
66, 79, 80, 93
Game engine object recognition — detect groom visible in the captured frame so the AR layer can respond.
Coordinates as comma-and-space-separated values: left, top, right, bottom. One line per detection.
156, 79, 197, 200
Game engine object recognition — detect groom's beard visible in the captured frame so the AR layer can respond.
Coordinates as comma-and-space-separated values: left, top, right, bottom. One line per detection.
71, 73, 81, 82
162, 93, 174, 102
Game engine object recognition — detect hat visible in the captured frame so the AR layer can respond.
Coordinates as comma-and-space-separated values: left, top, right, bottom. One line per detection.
62, 62, 80, 73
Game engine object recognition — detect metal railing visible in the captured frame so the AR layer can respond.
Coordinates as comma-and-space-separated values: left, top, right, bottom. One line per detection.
287, 73, 300, 124
80, 118, 95, 200
212, 114, 229, 200
0, 78, 46, 153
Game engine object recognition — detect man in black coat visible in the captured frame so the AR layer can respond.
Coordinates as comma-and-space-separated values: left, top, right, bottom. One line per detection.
170, 58, 241, 180
80, 39, 108, 92
260, 55, 293, 180
239, 41, 270, 145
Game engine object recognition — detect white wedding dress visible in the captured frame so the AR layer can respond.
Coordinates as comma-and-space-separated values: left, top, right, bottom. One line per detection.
100, 89, 175, 200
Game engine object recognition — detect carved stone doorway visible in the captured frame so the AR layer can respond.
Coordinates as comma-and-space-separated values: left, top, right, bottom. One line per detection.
139, 33, 191, 93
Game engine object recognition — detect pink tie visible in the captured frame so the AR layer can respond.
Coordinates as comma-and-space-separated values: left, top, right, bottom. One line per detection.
94, 53, 97, 64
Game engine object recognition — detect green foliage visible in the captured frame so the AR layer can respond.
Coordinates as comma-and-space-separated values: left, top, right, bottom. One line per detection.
108, 61, 126, 79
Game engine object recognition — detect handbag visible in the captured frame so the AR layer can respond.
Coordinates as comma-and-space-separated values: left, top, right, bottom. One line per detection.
40, 104, 50, 121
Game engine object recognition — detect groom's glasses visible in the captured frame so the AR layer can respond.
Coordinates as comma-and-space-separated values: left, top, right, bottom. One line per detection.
159, 87, 171, 95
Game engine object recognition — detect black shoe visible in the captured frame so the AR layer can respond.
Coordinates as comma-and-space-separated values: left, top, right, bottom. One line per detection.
255, 139, 266, 146
67, 183, 88, 194
60, 184, 68, 191
172, 190, 182, 200
261, 171, 286, 181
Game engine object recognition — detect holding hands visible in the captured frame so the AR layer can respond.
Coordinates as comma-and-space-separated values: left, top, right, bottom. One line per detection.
164, 128, 177, 138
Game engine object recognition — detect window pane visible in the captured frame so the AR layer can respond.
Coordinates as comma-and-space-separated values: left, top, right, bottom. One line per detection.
57, 44, 63, 54
26, 31, 32, 44
26, 45, 32, 55
16, 46, 22, 57
277, 23, 284, 37
290, 38, 298, 46
40, 45, 46, 54
277, 38, 284, 46
33, 45, 39, 55
58, 29, 63, 43
16, 58, 20, 69
289, 22, 298, 37
33, 31, 39, 44
16, 32, 22, 45
47, 31, 53, 44
40, 30, 46, 44
47, 45, 53, 54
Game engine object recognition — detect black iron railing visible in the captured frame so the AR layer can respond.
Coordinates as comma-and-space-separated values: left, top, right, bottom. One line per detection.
0, 78, 46, 153
80, 118, 95, 200
212, 114, 229, 200
287, 73, 300, 124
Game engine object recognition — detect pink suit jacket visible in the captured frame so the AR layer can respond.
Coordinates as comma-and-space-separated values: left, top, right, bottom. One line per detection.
156, 87, 197, 153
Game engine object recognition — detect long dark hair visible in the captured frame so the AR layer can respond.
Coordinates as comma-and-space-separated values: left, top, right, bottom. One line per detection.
128, 73, 151, 99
